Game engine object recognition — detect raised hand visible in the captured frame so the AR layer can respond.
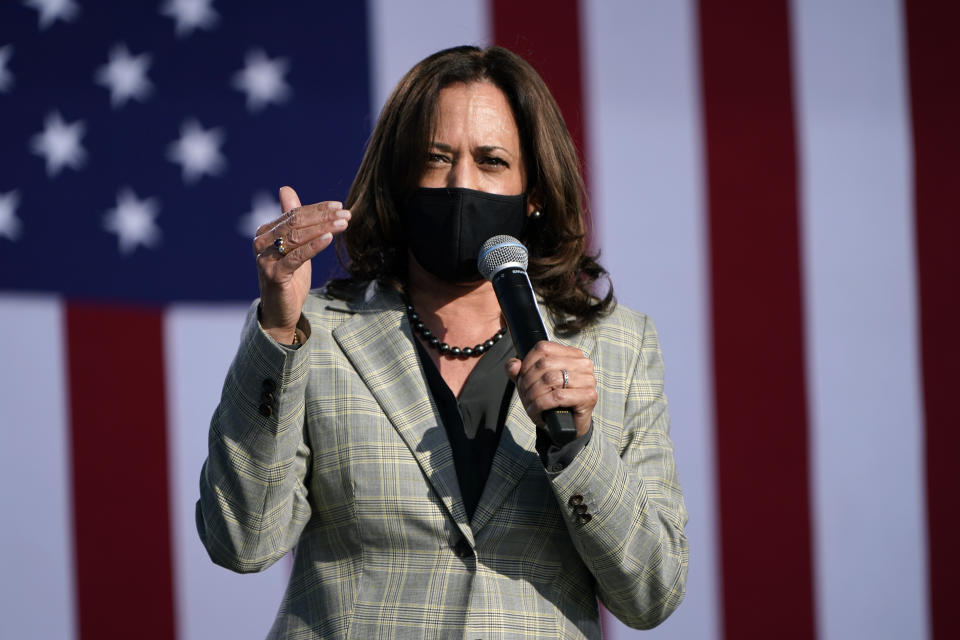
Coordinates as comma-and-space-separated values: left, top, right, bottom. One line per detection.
253, 185, 350, 343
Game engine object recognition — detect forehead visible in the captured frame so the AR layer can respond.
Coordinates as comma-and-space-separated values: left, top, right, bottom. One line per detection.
433, 81, 519, 144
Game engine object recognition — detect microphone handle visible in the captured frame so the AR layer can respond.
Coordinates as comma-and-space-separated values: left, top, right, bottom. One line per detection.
491, 268, 579, 446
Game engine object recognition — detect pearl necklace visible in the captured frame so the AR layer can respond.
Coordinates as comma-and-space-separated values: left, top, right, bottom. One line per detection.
405, 303, 507, 358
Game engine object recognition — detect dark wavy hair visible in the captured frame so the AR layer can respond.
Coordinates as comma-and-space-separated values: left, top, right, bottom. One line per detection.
329, 45, 614, 334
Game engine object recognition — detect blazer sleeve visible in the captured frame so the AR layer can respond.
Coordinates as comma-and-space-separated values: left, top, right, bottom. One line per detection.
195, 302, 313, 573
547, 312, 689, 629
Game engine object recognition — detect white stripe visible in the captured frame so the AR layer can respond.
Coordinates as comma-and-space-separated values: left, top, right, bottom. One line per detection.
583, 2, 718, 638
165, 304, 291, 640
368, 0, 490, 116
791, 1, 930, 638
0, 295, 76, 639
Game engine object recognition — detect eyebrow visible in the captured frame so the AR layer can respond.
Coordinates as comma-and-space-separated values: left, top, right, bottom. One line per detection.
429, 142, 513, 156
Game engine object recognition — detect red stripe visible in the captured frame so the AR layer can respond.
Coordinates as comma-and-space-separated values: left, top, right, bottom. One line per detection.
904, 2, 960, 638
697, 2, 816, 637
65, 303, 175, 639
490, 0, 591, 199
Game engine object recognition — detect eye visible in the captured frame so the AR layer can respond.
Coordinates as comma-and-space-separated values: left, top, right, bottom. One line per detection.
481, 156, 508, 167
427, 152, 450, 164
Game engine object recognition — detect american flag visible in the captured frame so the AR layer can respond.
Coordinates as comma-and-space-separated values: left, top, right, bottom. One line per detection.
0, 1, 956, 639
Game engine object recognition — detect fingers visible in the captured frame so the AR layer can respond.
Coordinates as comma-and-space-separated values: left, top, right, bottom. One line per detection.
511, 342, 593, 396
505, 341, 597, 432
254, 201, 349, 251
253, 186, 303, 238
279, 185, 301, 213
252, 187, 351, 282
522, 385, 598, 424
279, 230, 338, 271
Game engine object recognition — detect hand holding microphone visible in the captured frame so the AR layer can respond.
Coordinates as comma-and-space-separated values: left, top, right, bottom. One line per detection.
478, 236, 598, 444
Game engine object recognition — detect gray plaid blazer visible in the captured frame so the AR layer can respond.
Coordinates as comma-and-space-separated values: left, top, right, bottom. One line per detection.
197, 284, 687, 639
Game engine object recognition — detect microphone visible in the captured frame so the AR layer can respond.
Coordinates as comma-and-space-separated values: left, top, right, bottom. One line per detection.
478, 235, 578, 446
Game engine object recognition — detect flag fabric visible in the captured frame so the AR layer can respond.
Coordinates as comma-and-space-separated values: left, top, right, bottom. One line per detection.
0, 1, 955, 639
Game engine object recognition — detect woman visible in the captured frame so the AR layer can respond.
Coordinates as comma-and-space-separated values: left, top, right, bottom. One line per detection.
197, 46, 687, 639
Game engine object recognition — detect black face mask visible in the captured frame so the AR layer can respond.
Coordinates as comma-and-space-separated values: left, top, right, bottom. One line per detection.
401, 187, 527, 282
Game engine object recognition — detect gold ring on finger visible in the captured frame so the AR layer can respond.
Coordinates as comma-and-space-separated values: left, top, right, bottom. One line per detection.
274, 235, 286, 256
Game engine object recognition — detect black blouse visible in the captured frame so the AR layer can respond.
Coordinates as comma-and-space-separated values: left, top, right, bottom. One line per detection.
413, 333, 591, 520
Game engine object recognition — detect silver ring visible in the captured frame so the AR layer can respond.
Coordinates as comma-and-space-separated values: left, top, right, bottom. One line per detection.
561, 369, 569, 389
274, 235, 286, 256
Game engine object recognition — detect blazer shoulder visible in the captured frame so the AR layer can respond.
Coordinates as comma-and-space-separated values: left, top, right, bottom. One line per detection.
586, 302, 656, 352
301, 281, 404, 332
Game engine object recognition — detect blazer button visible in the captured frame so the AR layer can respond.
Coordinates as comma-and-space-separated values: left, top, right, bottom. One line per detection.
573, 504, 588, 515
261, 391, 275, 404
453, 539, 473, 558
576, 513, 593, 525
258, 402, 273, 417
568, 494, 584, 507
262, 378, 277, 393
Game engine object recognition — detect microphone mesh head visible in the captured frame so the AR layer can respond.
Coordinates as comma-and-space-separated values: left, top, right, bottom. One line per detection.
477, 235, 529, 281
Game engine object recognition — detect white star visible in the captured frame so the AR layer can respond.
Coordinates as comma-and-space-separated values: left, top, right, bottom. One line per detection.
232, 49, 292, 112
30, 111, 87, 177
167, 119, 226, 183
0, 45, 13, 93
160, 0, 218, 37
23, 0, 80, 30
94, 44, 152, 108
0, 190, 23, 241
237, 191, 280, 238
103, 188, 162, 255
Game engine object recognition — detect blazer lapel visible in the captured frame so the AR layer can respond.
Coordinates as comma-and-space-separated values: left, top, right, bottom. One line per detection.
469, 391, 537, 533
470, 305, 598, 534
330, 289, 474, 545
